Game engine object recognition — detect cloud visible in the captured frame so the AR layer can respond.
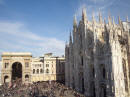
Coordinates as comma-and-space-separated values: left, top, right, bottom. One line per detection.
0, 21, 65, 57
87, 0, 113, 4
88, 0, 105, 3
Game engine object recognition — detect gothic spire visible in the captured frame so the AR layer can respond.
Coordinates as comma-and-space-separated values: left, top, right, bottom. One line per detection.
104, 18, 106, 24
126, 16, 129, 22
104, 18, 107, 31
82, 7, 87, 23
113, 16, 116, 26
65, 41, 67, 47
69, 31, 72, 44
73, 15, 77, 33
92, 12, 96, 24
108, 15, 112, 25
73, 15, 77, 27
99, 10, 102, 23
118, 16, 122, 25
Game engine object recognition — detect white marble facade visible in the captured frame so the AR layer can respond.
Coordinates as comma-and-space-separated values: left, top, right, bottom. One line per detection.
65, 8, 130, 97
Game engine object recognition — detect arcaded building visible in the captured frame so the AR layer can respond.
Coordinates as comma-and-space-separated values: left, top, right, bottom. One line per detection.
65, 8, 130, 97
1, 52, 32, 84
1, 52, 65, 84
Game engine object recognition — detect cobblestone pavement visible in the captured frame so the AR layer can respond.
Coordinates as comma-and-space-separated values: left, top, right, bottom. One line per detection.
0, 80, 85, 97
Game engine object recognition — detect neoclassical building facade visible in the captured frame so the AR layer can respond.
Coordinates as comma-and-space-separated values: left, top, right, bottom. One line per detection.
42, 53, 65, 82
65, 8, 130, 97
1, 52, 32, 84
31, 57, 44, 82
1, 52, 65, 84
31, 53, 65, 83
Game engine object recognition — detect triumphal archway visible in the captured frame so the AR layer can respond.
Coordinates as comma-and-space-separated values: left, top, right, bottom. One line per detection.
12, 62, 22, 80
1, 52, 32, 84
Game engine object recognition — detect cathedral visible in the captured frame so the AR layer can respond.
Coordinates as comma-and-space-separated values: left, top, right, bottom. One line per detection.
65, 8, 130, 97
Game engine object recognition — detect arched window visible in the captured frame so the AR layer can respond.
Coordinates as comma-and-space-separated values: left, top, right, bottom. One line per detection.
46, 69, 49, 73
25, 74, 29, 81
100, 64, 105, 79
4, 76, 9, 83
25, 74, 29, 78
37, 69, 39, 74
33, 69, 35, 74
40, 69, 43, 73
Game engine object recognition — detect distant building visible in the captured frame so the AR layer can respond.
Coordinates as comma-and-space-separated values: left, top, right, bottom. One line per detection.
1, 52, 65, 84
31, 57, 44, 82
43, 53, 65, 83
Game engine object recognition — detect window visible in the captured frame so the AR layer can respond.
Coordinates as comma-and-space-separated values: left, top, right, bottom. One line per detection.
25, 74, 29, 81
25, 62, 29, 68
46, 69, 49, 73
25, 74, 29, 78
4, 76, 9, 83
106, 72, 109, 79
37, 69, 39, 74
112, 86, 114, 93
33, 69, 35, 74
40, 69, 43, 73
81, 56, 83, 66
111, 72, 113, 80
92, 83, 95, 97
92, 68, 95, 78
100, 64, 105, 79
5, 63, 9, 68
46, 64, 49, 67
103, 68, 105, 78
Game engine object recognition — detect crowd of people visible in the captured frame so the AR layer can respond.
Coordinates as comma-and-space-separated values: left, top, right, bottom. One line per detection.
0, 79, 85, 97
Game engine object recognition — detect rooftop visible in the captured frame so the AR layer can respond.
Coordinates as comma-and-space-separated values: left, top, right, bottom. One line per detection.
2, 52, 32, 56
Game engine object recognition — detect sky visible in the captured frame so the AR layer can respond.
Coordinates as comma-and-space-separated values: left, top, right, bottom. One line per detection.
0, 0, 130, 57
